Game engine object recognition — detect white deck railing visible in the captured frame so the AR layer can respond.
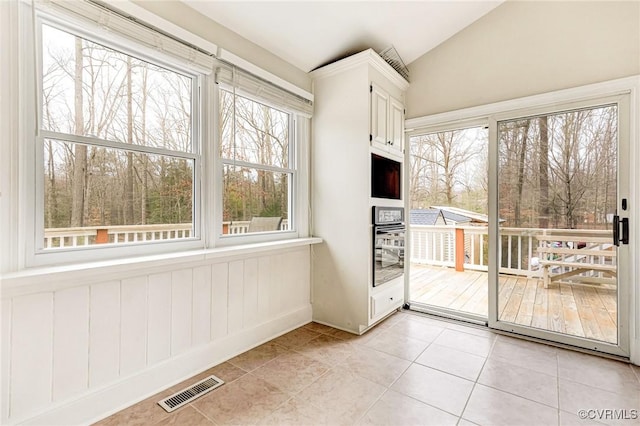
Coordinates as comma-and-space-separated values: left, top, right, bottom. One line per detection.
44, 219, 290, 249
410, 225, 613, 277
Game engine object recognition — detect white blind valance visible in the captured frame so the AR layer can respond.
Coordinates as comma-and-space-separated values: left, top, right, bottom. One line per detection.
35, 0, 216, 74
215, 60, 313, 117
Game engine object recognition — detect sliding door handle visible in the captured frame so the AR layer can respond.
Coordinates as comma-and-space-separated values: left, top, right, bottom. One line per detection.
620, 218, 629, 245
614, 215, 629, 246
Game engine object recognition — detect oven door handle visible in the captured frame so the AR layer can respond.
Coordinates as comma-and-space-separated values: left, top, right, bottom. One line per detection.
375, 226, 406, 234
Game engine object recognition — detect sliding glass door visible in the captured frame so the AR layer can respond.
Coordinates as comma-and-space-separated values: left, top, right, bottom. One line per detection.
406, 93, 630, 357
489, 98, 630, 356
407, 125, 489, 322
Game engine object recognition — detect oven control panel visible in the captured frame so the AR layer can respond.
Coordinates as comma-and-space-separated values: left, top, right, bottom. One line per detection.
373, 206, 404, 225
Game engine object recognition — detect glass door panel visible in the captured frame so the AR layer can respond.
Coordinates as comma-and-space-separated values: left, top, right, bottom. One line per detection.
408, 126, 489, 320
496, 105, 620, 346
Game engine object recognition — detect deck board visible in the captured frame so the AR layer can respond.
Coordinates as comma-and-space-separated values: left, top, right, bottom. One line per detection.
410, 264, 618, 345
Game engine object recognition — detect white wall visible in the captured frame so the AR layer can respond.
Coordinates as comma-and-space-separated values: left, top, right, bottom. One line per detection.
406, 0, 640, 118
1, 246, 311, 425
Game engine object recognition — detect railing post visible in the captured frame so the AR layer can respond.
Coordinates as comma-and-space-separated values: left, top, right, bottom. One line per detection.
455, 228, 465, 272
96, 228, 109, 244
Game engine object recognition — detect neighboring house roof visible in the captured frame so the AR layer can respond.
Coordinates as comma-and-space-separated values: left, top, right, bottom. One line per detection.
431, 206, 489, 224
439, 210, 472, 224
410, 209, 447, 226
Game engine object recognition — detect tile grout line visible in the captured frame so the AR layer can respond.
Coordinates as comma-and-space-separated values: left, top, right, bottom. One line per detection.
456, 331, 500, 424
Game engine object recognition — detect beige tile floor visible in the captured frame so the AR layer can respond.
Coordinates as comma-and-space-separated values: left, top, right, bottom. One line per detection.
95, 312, 640, 426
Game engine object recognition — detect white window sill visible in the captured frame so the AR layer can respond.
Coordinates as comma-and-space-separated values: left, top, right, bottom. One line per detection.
1, 237, 323, 297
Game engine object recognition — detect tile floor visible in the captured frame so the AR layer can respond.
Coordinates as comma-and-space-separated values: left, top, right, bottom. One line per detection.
95, 312, 640, 426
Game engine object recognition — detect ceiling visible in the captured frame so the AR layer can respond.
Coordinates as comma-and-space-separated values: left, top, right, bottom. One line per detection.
183, 1, 504, 73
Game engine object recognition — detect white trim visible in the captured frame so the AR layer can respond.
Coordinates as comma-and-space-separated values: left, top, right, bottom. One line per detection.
9, 305, 312, 426
1, 237, 322, 298
0, 0, 21, 275
310, 48, 409, 92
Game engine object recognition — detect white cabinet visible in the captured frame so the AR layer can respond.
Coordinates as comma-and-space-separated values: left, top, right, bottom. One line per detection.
371, 280, 404, 320
310, 49, 409, 334
370, 83, 405, 157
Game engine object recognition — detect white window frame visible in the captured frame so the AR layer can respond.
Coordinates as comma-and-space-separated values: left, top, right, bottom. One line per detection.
10, 0, 311, 270
213, 83, 301, 247
26, 7, 206, 267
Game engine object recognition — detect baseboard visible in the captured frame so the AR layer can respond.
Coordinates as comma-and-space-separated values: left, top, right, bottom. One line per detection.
13, 304, 312, 426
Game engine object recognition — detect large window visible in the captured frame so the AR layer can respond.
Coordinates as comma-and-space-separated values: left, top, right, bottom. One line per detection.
19, 1, 309, 267
219, 89, 294, 236
38, 22, 199, 250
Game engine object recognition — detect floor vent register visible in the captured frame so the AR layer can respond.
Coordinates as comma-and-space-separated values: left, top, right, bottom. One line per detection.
157, 375, 224, 412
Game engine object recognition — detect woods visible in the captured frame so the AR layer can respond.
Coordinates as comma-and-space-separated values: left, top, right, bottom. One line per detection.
219, 90, 291, 229
409, 105, 617, 231
43, 24, 194, 234
409, 127, 488, 214
498, 106, 617, 229
42, 24, 291, 243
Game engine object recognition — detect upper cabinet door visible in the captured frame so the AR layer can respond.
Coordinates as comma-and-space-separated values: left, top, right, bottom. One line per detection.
370, 83, 389, 148
389, 97, 404, 154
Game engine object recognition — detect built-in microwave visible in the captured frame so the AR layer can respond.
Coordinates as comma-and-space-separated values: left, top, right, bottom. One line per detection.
371, 153, 401, 200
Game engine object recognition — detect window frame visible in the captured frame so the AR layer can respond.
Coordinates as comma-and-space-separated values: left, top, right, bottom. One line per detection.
28, 10, 205, 267
213, 83, 300, 246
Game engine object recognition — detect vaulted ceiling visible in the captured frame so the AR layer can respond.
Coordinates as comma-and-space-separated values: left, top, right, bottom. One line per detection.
183, 1, 504, 73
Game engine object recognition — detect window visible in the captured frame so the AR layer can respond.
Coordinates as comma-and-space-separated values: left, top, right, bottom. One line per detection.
218, 89, 294, 236
38, 22, 199, 251
17, 0, 311, 267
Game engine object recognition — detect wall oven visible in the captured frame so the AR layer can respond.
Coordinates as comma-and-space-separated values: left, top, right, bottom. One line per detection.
373, 206, 405, 287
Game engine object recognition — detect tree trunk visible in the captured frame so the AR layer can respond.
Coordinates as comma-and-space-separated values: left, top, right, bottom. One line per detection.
538, 116, 550, 229
514, 122, 530, 227
46, 141, 57, 228
124, 56, 135, 224
71, 37, 87, 227
140, 66, 148, 224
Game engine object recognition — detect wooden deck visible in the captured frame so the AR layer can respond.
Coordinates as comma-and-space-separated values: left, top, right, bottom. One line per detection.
409, 264, 618, 344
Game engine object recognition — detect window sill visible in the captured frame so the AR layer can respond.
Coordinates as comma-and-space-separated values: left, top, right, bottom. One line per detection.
1, 237, 323, 297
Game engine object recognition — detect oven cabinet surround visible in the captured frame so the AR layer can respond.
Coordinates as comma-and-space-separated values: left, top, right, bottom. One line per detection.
0, 244, 314, 425
310, 49, 409, 334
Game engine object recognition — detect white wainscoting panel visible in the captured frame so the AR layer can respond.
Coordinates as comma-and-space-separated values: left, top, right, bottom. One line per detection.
243, 258, 259, 328
88, 281, 120, 389
147, 272, 172, 365
10, 293, 54, 419
257, 255, 273, 322
53, 286, 89, 402
171, 269, 193, 355
119, 276, 148, 377
192, 265, 212, 346
227, 260, 244, 334
210, 263, 229, 340
1, 245, 313, 425
2, 299, 12, 421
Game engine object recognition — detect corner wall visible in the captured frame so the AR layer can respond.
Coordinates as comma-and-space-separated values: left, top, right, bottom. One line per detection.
406, 0, 640, 118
